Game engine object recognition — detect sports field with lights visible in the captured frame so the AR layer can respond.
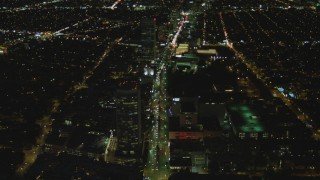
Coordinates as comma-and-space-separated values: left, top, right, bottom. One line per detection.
229, 105, 264, 133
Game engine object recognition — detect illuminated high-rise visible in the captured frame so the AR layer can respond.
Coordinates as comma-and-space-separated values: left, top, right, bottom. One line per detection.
116, 89, 142, 157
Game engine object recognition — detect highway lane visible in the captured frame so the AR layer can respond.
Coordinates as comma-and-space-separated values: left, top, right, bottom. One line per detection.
144, 10, 187, 180
144, 47, 172, 180
110, 0, 122, 10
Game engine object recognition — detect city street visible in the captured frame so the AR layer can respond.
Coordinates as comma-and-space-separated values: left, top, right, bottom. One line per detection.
144, 9, 188, 179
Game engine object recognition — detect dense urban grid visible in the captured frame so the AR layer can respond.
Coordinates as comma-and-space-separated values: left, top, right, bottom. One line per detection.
1, 0, 320, 179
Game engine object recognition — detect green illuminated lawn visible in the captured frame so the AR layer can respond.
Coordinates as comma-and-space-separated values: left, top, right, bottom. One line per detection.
230, 105, 264, 133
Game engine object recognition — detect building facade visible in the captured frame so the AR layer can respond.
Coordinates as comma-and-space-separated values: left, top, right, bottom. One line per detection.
116, 89, 142, 157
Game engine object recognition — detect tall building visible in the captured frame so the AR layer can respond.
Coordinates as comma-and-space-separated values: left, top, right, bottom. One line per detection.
116, 89, 142, 157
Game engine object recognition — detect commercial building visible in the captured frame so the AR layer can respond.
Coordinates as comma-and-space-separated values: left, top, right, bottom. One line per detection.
169, 97, 205, 173
196, 49, 218, 56
116, 89, 142, 157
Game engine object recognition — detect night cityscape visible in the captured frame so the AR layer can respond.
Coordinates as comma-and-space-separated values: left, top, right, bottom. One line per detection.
0, 0, 320, 179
